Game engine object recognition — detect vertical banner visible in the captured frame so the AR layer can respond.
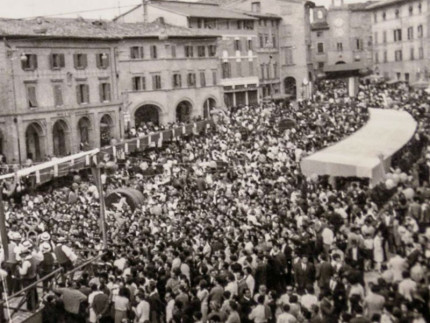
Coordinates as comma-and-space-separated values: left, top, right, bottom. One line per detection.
91, 166, 107, 249
0, 193, 8, 261
112, 146, 117, 162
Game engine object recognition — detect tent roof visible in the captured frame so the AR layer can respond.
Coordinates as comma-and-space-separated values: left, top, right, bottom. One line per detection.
300, 108, 417, 184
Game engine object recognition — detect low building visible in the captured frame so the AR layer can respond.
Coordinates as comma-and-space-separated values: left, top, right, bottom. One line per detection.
366, 0, 428, 84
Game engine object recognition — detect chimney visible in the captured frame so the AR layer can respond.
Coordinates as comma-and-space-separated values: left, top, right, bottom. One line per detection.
143, 0, 149, 23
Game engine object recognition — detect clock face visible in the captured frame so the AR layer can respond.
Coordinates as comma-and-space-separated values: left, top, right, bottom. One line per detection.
333, 18, 344, 27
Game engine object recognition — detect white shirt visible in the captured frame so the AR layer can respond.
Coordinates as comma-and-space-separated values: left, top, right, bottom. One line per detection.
321, 227, 334, 245
277, 312, 297, 323
166, 299, 175, 323
135, 300, 150, 323
300, 294, 318, 311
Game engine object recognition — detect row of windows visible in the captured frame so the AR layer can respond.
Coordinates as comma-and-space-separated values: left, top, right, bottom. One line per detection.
373, 2, 422, 22
374, 47, 424, 63
192, 18, 254, 30
258, 34, 277, 49
374, 25, 423, 45
130, 44, 217, 59
316, 38, 364, 54
21, 53, 110, 71
25, 81, 112, 108
260, 63, 278, 80
131, 70, 218, 91
221, 61, 255, 79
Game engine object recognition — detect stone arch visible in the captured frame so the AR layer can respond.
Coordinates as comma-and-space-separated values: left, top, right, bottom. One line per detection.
203, 96, 217, 119
284, 76, 297, 100
100, 114, 114, 147
134, 104, 162, 128
176, 99, 193, 123
77, 116, 93, 151
52, 119, 70, 157
25, 122, 46, 162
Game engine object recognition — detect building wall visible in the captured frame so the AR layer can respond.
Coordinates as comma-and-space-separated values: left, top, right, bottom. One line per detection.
225, 0, 313, 100
118, 37, 223, 126
311, 6, 373, 71
371, 0, 429, 82
0, 39, 122, 163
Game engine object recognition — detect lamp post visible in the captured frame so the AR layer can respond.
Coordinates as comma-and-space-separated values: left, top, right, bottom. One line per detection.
269, 55, 274, 101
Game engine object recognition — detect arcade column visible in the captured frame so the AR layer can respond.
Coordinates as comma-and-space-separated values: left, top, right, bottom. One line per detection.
348, 76, 359, 97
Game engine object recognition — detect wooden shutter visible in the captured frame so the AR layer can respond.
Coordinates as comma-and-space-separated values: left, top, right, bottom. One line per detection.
27, 86, 37, 107
96, 54, 101, 68
84, 84, 89, 103
130, 47, 135, 59
99, 83, 104, 102
49, 54, 54, 70
106, 83, 111, 101
103, 54, 110, 68
59, 54, 65, 68
31, 55, 38, 69
142, 77, 146, 90
73, 54, 78, 69
82, 54, 88, 68
54, 84, 63, 106
76, 85, 81, 104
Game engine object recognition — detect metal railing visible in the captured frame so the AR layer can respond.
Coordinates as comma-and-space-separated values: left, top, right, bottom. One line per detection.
0, 252, 106, 322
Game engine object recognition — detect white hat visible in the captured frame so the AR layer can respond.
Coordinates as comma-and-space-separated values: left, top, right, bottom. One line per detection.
40, 232, 51, 241
12, 232, 22, 241
22, 240, 33, 249
40, 242, 51, 253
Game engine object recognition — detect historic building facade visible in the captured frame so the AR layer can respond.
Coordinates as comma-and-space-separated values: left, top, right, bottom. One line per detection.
367, 0, 429, 83
0, 17, 223, 163
310, 1, 373, 74
115, 0, 260, 107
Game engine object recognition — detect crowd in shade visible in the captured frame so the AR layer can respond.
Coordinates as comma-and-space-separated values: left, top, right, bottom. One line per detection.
1, 79, 430, 323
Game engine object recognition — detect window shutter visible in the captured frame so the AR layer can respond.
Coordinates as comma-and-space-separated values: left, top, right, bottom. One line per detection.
132, 77, 136, 91
104, 54, 110, 68
76, 85, 81, 104
142, 77, 146, 90
106, 83, 111, 101
82, 54, 88, 68
99, 84, 103, 102
84, 84, 90, 103
130, 47, 135, 59
140, 47, 144, 58
73, 54, 78, 69
49, 54, 54, 70
96, 54, 101, 68
60, 54, 65, 67
28, 86, 37, 107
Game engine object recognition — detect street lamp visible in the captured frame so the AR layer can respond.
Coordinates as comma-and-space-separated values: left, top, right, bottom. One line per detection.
269, 55, 274, 101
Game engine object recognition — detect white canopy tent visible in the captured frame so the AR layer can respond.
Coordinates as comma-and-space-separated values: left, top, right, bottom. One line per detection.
300, 108, 417, 185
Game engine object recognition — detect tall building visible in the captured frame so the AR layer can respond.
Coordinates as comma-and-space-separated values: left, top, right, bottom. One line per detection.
366, 0, 428, 83
115, 1, 260, 107
311, 1, 373, 74
0, 17, 223, 163
223, 0, 314, 100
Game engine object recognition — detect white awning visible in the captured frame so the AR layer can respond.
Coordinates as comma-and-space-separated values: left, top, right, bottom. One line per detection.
300, 108, 417, 185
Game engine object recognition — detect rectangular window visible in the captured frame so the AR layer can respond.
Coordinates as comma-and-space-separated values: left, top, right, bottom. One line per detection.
130, 46, 144, 59
185, 46, 194, 58
237, 20, 242, 29
76, 84, 89, 104
197, 46, 206, 57
374, 12, 377, 23
197, 18, 203, 28
152, 74, 162, 90
21, 54, 38, 71
259, 34, 264, 48
383, 31, 387, 43
383, 50, 388, 63
408, 27, 414, 40
272, 36, 277, 48
395, 9, 400, 18
235, 39, 241, 51
317, 43, 324, 53
337, 42, 343, 52
96, 53, 109, 69
73, 53, 87, 69
172, 73, 182, 88
264, 34, 269, 47
266, 64, 271, 79
237, 61, 242, 77
395, 49, 403, 61
410, 47, 415, 60
53, 83, 64, 107
273, 63, 278, 78
208, 45, 217, 57
405, 73, 410, 82
374, 32, 378, 44
419, 47, 424, 59
204, 19, 216, 29
26, 84, 38, 108
99, 83, 111, 102
249, 61, 254, 75
222, 62, 231, 79
212, 70, 217, 85
418, 25, 423, 38
132, 76, 146, 91
171, 45, 177, 58
260, 64, 265, 80
49, 53, 65, 70
248, 39, 253, 51
375, 52, 379, 64
356, 38, 362, 51
187, 73, 196, 87
200, 71, 206, 87
318, 62, 324, 70
394, 29, 402, 42
251, 1, 261, 13
150, 46, 158, 59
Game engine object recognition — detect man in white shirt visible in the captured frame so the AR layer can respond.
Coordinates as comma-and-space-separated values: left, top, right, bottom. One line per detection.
300, 285, 318, 312
277, 304, 297, 323
388, 254, 407, 282
165, 292, 175, 323
398, 271, 417, 302
135, 293, 150, 323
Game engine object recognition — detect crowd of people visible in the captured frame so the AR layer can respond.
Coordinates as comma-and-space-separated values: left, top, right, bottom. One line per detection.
1, 79, 430, 323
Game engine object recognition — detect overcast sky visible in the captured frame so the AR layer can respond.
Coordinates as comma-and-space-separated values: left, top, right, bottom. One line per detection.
0, 0, 370, 19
